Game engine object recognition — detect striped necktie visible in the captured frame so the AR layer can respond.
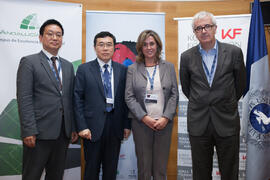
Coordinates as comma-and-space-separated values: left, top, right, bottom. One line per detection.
51, 56, 62, 90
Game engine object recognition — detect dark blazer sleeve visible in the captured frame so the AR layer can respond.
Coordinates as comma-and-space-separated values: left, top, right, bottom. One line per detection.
233, 47, 246, 100
69, 64, 76, 132
122, 67, 132, 129
73, 64, 88, 132
17, 56, 38, 138
180, 52, 191, 99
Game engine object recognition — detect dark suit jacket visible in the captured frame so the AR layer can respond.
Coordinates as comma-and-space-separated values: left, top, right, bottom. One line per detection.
180, 41, 246, 137
74, 59, 131, 142
17, 51, 75, 139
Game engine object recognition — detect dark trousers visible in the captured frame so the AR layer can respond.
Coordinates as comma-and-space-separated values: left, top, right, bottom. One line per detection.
22, 124, 69, 180
83, 112, 121, 180
132, 119, 173, 180
189, 121, 239, 180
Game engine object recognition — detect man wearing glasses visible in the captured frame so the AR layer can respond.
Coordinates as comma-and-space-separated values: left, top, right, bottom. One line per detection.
74, 31, 131, 180
180, 11, 246, 180
17, 19, 78, 180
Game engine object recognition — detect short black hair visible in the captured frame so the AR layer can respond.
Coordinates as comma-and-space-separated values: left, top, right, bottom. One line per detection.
39, 19, 64, 36
94, 31, 116, 46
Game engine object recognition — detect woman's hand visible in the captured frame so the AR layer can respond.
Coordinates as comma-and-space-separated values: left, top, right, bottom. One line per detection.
154, 117, 169, 130
142, 115, 157, 130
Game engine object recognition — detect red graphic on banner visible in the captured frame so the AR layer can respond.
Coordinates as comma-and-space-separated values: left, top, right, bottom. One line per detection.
112, 42, 136, 66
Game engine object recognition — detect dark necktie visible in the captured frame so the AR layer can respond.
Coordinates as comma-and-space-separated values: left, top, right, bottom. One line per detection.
51, 56, 62, 90
103, 64, 112, 98
103, 64, 113, 112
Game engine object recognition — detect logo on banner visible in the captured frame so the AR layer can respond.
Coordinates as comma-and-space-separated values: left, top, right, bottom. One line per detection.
221, 28, 242, 39
119, 153, 126, 160
20, 13, 40, 30
248, 90, 270, 148
250, 103, 270, 133
0, 13, 39, 40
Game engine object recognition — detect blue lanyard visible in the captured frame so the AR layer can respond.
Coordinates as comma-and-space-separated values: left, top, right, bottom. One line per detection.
202, 54, 217, 84
146, 65, 157, 90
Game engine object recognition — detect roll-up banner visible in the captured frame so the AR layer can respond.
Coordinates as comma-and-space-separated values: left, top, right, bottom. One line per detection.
175, 14, 251, 180
0, 1, 82, 179
86, 10, 165, 179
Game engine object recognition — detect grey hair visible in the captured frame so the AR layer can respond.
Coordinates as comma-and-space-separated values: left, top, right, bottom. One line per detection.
192, 11, 217, 29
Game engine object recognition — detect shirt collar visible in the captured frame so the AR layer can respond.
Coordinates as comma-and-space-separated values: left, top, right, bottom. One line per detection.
42, 49, 60, 60
199, 40, 218, 54
97, 58, 112, 69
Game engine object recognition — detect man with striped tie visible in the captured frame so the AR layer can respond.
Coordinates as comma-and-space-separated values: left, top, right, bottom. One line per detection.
17, 19, 78, 180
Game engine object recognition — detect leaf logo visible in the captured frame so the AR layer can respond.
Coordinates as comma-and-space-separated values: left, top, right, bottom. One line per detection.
20, 13, 39, 30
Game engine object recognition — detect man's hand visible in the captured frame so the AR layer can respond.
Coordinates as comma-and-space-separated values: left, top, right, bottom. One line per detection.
142, 115, 157, 130
71, 132, 79, 143
23, 135, 36, 148
154, 117, 169, 130
78, 129, 91, 140
123, 129, 131, 139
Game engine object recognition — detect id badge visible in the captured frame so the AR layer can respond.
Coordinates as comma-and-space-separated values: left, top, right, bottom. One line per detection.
106, 98, 114, 105
145, 93, 158, 103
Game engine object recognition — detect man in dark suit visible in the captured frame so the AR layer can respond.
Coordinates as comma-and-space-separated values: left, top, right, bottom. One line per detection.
74, 31, 131, 180
17, 19, 78, 180
180, 11, 246, 180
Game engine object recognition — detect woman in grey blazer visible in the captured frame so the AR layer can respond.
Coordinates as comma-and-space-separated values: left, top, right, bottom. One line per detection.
125, 30, 179, 180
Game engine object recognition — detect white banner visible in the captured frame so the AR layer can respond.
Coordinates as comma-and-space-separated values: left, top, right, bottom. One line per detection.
86, 10, 165, 179
175, 14, 251, 180
0, 0, 82, 179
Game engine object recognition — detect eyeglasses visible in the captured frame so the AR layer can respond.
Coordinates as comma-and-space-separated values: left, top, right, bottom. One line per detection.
194, 24, 215, 33
45, 32, 62, 38
97, 43, 114, 48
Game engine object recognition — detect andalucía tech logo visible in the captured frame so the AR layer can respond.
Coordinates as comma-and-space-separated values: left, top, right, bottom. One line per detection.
0, 13, 39, 38
250, 103, 270, 134
20, 13, 39, 30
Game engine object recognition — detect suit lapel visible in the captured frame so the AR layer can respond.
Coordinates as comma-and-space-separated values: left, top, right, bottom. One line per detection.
39, 51, 61, 94
137, 62, 147, 80
89, 59, 106, 98
194, 47, 209, 87
60, 58, 68, 94
112, 61, 120, 97
212, 42, 226, 86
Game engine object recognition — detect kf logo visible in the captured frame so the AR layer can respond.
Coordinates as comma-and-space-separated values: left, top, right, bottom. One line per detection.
221, 28, 242, 39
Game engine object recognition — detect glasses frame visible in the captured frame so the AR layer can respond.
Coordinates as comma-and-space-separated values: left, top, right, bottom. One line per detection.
96, 42, 114, 49
194, 24, 216, 33
45, 32, 63, 39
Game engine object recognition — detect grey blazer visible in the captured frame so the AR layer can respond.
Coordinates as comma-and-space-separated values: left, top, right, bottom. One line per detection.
17, 51, 75, 139
180, 41, 246, 137
125, 60, 179, 121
